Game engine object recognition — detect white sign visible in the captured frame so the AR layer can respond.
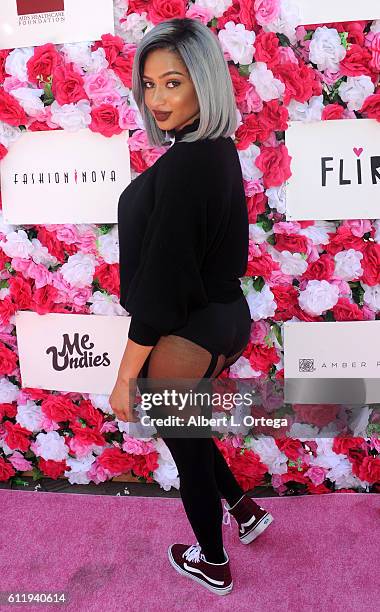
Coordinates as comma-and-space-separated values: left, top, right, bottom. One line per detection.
0, 128, 131, 224
285, 119, 380, 221
295, 0, 380, 25
0, 0, 115, 50
283, 320, 380, 404
15, 311, 131, 394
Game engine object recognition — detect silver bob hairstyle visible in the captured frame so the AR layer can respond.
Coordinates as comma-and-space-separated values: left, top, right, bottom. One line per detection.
131, 18, 238, 147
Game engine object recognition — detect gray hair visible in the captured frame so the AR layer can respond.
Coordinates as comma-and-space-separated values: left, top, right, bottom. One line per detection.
131, 18, 238, 146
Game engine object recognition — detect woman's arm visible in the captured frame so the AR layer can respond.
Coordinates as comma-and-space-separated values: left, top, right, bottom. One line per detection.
116, 336, 154, 382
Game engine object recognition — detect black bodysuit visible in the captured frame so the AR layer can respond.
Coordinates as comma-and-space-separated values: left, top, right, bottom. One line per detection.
117, 116, 251, 355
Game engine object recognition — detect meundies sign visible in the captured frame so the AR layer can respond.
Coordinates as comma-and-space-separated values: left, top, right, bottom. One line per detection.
285, 119, 380, 221
0, 0, 114, 49
15, 311, 131, 394
283, 320, 380, 404
294, 0, 380, 24
0, 128, 130, 224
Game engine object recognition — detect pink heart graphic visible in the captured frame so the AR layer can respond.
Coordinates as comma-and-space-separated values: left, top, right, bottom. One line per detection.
353, 147, 363, 157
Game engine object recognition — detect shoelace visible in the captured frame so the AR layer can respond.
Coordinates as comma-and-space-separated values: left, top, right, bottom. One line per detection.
182, 542, 206, 563
222, 503, 232, 528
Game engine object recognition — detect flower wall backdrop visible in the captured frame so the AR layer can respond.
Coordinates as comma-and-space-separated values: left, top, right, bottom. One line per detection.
0, 0, 380, 494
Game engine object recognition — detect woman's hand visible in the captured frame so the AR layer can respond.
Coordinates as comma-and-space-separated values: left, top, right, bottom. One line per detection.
109, 376, 139, 423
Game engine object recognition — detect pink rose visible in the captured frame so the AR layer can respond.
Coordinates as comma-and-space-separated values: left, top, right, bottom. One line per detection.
254, 0, 280, 26
255, 144, 292, 189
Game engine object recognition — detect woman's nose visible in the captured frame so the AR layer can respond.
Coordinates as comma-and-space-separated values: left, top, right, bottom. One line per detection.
151, 85, 166, 105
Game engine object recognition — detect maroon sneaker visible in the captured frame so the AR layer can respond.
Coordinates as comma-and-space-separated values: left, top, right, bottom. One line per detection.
167, 542, 233, 595
223, 494, 273, 544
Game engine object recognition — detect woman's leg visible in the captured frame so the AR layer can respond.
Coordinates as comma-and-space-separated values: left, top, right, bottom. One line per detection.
139, 334, 228, 563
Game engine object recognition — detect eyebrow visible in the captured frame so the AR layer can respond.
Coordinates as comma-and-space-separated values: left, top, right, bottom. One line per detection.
142, 70, 185, 79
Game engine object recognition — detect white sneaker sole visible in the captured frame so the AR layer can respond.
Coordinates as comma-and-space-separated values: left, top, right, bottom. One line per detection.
167, 546, 233, 596
240, 513, 274, 544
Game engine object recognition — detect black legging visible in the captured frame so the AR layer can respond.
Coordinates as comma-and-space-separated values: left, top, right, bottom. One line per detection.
137, 295, 251, 563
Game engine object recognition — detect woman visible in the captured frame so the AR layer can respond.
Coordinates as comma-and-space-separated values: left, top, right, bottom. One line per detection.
111, 17, 273, 596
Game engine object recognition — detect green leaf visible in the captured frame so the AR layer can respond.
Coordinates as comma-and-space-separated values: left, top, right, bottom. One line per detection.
272, 323, 283, 347
339, 32, 349, 49
277, 33, 291, 47
252, 276, 265, 292
303, 31, 314, 41
0, 280, 9, 289
238, 64, 251, 78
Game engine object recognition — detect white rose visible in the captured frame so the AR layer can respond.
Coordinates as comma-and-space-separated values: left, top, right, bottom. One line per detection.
5, 47, 34, 82
1, 229, 34, 259
118, 12, 150, 44
370, 20, 380, 34
246, 437, 288, 474
88, 291, 126, 315
246, 283, 277, 321
0, 121, 22, 149
266, 185, 286, 214
278, 250, 308, 276
338, 76, 375, 111
60, 42, 92, 71
299, 221, 336, 245
0, 377, 19, 403
0, 211, 17, 237
287, 95, 324, 122
229, 355, 262, 378
218, 21, 256, 65
334, 249, 363, 281
89, 393, 113, 414
238, 144, 264, 181
249, 62, 285, 102
263, 0, 301, 45
30, 238, 59, 267
61, 252, 97, 288
16, 400, 44, 433
9, 87, 45, 118
362, 284, 380, 312
309, 26, 346, 72
195, 0, 233, 19
97, 226, 119, 263
298, 279, 340, 316
249, 224, 271, 244
33, 431, 70, 461
50, 99, 92, 132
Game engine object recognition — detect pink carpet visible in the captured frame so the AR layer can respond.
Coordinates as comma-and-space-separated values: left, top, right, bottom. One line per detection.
0, 489, 379, 611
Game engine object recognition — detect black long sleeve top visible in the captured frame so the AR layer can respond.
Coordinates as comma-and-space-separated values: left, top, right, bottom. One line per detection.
117, 116, 249, 346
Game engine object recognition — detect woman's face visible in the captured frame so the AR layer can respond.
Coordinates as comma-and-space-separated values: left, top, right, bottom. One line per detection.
142, 47, 200, 133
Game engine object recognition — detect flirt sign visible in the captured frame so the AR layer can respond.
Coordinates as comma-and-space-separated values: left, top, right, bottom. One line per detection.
294, 0, 380, 24
15, 311, 131, 394
0, 0, 114, 49
285, 119, 380, 221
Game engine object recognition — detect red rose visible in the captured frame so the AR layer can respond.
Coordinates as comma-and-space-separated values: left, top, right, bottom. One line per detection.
274, 233, 309, 254
0, 89, 27, 126
254, 31, 280, 67
302, 254, 335, 281
147, 0, 186, 25
3, 421, 32, 452
93, 33, 124, 65
22, 387, 51, 401
70, 424, 105, 447
27, 42, 61, 84
229, 64, 251, 105
247, 191, 267, 223
355, 456, 380, 484
293, 303, 323, 322
322, 104, 345, 120
273, 62, 320, 105
306, 482, 331, 495
246, 252, 278, 279
0, 49, 11, 82
131, 452, 160, 482
0, 342, 18, 375
32, 284, 60, 314
249, 343, 280, 374
360, 93, 380, 121
29, 121, 61, 131
276, 438, 302, 460
361, 242, 380, 286
41, 395, 78, 422
332, 297, 364, 321
94, 263, 120, 296
325, 226, 365, 256
272, 284, 298, 321
340, 44, 374, 78
259, 100, 289, 133
90, 104, 123, 137
52, 62, 87, 105
230, 449, 267, 491
0, 403, 17, 420
255, 144, 292, 188
0, 456, 15, 482
0, 297, 17, 326
130, 150, 150, 174
0, 143, 8, 160
38, 458, 67, 479
97, 447, 135, 475
236, 114, 271, 149
37, 227, 66, 262
239, 0, 257, 30
332, 436, 365, 456
8, 276, 33, 309
112, 51, 135, 89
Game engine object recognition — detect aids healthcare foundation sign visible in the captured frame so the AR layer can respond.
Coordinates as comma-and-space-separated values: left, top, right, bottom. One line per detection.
0, 0, 114, 50
283, 320, 380, 404
15, 311, 131, 394
285, 119, 380, 221
0, 128, 131, 224
294, 0, 380, 24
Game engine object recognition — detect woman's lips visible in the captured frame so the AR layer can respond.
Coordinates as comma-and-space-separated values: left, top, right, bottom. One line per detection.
153, 111, 172, 120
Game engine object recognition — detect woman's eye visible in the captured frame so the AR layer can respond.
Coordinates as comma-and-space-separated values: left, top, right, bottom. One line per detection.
143, 80, 180, 89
